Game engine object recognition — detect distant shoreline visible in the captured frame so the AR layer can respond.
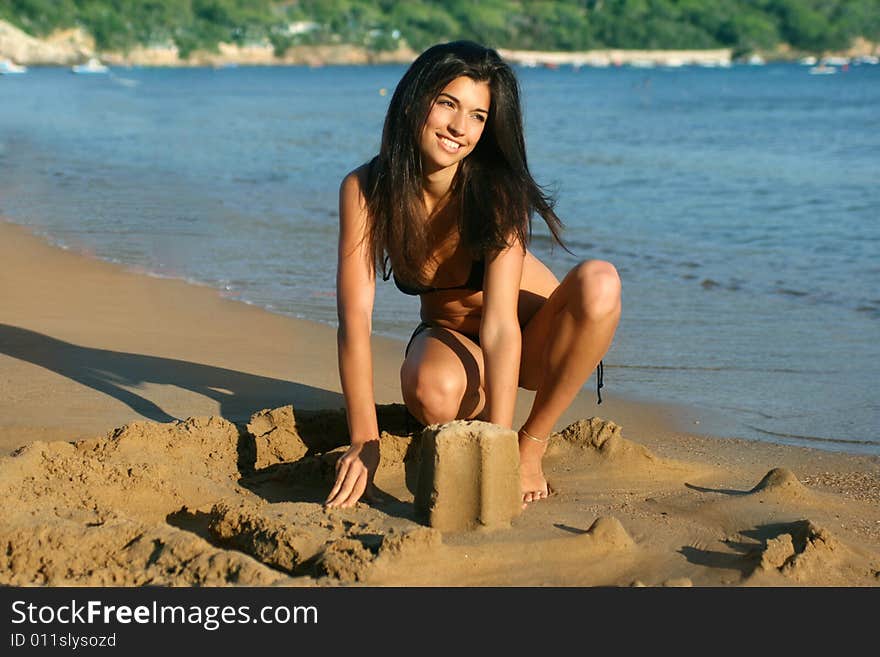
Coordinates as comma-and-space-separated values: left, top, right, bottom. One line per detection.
3, 19, 877, 69
498, 47, 732, 67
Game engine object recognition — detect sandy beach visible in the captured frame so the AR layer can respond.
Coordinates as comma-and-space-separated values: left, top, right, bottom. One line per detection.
1, 218, 878, 587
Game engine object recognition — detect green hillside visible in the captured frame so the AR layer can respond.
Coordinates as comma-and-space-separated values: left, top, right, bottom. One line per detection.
1, 0, 877, 57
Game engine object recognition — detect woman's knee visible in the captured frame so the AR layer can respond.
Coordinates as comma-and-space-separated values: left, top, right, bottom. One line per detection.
569, 259, 621, 320
400, 364, 466, 425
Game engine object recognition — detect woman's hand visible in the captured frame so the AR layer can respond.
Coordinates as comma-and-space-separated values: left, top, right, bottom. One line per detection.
324, 440, 380, 508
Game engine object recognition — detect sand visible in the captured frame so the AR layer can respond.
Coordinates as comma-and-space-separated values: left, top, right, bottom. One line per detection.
1, 219, 878, 587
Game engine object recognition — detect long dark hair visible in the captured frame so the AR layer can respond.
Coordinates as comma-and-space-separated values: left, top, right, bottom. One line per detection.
366, 40, 564, 285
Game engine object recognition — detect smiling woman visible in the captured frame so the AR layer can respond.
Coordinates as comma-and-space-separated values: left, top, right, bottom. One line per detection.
326, 41, 621, 508
419, 78, 490, 171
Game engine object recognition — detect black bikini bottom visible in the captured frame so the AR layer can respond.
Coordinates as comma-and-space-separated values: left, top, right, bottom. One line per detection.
404, 321, 433, 357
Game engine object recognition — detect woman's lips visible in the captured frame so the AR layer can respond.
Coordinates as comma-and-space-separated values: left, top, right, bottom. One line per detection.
437, 134, 463, 152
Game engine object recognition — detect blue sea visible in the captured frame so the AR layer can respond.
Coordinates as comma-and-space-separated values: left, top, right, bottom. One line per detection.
1, 62, 878, 454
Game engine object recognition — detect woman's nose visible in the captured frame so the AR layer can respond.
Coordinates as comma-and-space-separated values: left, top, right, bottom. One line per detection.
447, 114, 464, 136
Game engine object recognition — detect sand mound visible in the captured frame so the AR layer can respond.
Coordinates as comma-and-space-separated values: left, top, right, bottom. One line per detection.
243, 403, 418, 472
579, 516, 636, 551
0, 409, 436, 586
552, 417, 656, 463
562, 516, 636, 557
0, 416, 284, 585
102, 416, 243, 479
246, 406, 309, 469
206, 498, 438, 584
1, 416, 243, 524
315, 538, 374, 582
748, 519, 877, 584
375, 526, 442, 559
754, 520, 841, 578
749, 467, 809, 498
207, 500, 328, 574
312, 526, 443, 583
1, 513, 282, 586
377, 431, 418, 468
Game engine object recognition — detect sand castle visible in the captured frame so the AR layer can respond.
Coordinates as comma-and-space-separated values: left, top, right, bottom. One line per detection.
2, 403, 877, 587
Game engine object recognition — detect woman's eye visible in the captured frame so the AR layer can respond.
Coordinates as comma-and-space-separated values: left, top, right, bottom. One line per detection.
438, 99, 454, 108
471, 114, 486, 123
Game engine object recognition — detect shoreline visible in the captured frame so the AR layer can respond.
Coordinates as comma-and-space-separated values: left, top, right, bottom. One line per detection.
3, 19, 876, 69
1, 217, 878, 586
7, 216, 876, 458
1, 217, 871, 458
0, 217, 706, 451
3, 215, 879, 473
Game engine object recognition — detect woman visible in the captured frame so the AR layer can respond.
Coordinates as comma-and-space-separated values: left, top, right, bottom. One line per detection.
326, 41, 620, 509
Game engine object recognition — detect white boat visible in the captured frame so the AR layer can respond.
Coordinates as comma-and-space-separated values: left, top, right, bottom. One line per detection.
0, 59, 27, 74
821, 56, 850, 66
809, 64, 836, 75
71, 58, 109, 74
703, 60, 732, 68
799, 56, 817, 66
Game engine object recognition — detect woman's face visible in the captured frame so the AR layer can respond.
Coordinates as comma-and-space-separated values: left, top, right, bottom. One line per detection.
419, 75, 491, 175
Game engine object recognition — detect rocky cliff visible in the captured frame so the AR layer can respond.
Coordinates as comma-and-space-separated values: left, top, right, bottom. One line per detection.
0, 20, 94, 65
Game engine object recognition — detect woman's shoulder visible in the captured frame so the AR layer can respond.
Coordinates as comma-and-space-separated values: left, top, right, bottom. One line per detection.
340, 160, 375, 199
339, 161, 376, 226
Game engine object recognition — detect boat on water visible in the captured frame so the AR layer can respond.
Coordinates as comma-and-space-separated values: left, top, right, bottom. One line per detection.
808, 64, 837, 75
0, 59, 27, 74
821, 56, 850, 67
71, 58, 109, 74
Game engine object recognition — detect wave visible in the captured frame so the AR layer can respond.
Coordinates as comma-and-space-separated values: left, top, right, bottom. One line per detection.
609, 363, 820, 374
744, 424, 879, 447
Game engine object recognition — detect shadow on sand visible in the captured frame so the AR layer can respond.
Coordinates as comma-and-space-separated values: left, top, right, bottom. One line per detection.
0, 323, 345, 425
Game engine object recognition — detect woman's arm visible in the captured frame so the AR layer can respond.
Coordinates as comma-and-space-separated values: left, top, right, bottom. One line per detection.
325, 168, 380, 508
479, 240, 526, 429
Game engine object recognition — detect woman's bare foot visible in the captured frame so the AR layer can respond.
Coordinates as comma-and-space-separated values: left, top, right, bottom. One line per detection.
518, 429, 550, 505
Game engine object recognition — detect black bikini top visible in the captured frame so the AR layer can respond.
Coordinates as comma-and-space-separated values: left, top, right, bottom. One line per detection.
383, 257, 485, 296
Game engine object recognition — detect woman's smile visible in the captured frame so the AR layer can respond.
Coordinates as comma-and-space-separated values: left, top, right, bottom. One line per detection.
437, 134, 463, 152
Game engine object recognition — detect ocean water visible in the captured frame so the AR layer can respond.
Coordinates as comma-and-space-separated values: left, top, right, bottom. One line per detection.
1, 62, 878, 454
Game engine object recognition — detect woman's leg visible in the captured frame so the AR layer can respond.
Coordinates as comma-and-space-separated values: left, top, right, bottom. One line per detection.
400, 326, 485, 426
518, 259, 621, 502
